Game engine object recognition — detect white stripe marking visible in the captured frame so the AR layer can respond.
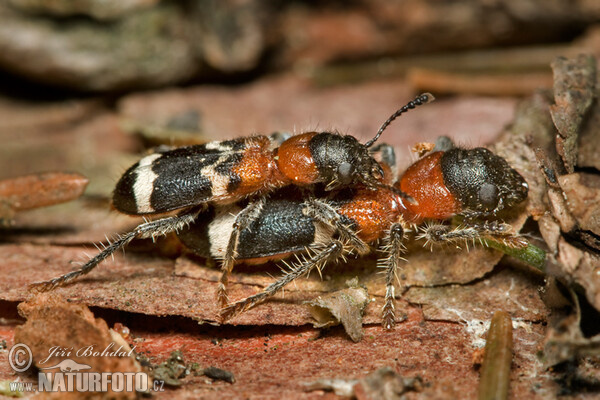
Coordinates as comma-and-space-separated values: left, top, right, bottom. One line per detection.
133, 153, 161, 213
205, 141, 232, 151
208, 205, 239, 259
201, 163, 230, 198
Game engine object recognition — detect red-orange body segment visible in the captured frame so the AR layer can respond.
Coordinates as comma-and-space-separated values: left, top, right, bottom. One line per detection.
228, 136, 279, 199
220, 133, 324, 201
396, 151, 461, 223
337, 187, 406, 242
274, 132, 320, 185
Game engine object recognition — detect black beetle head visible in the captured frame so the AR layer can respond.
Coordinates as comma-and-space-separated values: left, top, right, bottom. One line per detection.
309, 133, 385, 190
440, 147, 528, 216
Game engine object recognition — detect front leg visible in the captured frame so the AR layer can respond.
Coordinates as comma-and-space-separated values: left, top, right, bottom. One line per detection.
418, 220, 528, 249
380, 223, 407, 330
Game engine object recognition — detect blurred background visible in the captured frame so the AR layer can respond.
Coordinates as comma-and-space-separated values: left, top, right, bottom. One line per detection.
2, 3, 600, 397
1, 0, 600, 194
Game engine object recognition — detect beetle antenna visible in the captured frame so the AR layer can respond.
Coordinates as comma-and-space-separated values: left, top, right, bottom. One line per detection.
385, 184, 418, 205
365, 93, 435, 148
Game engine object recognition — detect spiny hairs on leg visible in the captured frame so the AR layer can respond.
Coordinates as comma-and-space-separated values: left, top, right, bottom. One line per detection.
417, 220, 528, 249
379, 223, 406, 330
219, 240, 344, 321
217, 198, 266, 309
303, 198, 370, 255
29, 211, 199, 292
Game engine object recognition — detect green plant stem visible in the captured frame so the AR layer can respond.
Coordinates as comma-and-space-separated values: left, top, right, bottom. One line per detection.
485, 239, 546, 272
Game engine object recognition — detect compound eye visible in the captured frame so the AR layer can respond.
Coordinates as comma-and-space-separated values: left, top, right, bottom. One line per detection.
337, 162, 355, 185
478, 183, 499, 211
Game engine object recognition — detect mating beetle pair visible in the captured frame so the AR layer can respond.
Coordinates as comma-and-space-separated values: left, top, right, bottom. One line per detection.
31, 93, 529, 329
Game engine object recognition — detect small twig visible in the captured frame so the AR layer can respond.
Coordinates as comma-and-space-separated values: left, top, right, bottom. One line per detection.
478, 311, 513, 400
408, 68, 553, 96
310, 44, 584, 87
0, 172, 88, 223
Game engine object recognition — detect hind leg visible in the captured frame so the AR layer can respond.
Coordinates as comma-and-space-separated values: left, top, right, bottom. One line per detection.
220, 240, 345, 320
30, 209, 200, 292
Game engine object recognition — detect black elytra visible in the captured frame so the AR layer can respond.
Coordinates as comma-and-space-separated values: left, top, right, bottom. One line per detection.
178, 198, 317, 260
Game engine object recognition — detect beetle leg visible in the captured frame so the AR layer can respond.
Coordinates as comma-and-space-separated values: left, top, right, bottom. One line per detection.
29, 209, 200, 292
220, 240, 344, 320
380, 223, 407, 330
304, 198, 369, 255
419, 220, 528, 249
217, 198, 266, 309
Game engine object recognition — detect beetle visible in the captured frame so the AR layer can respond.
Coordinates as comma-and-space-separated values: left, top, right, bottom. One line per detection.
30, 134, 529, 329
111, 93, 433, 216
29, 93, 433, 310
202, 140, 529, 328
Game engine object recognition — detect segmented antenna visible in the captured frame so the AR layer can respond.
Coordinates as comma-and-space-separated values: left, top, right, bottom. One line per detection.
384, 184, 418, 205
365, 93, 435, 148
